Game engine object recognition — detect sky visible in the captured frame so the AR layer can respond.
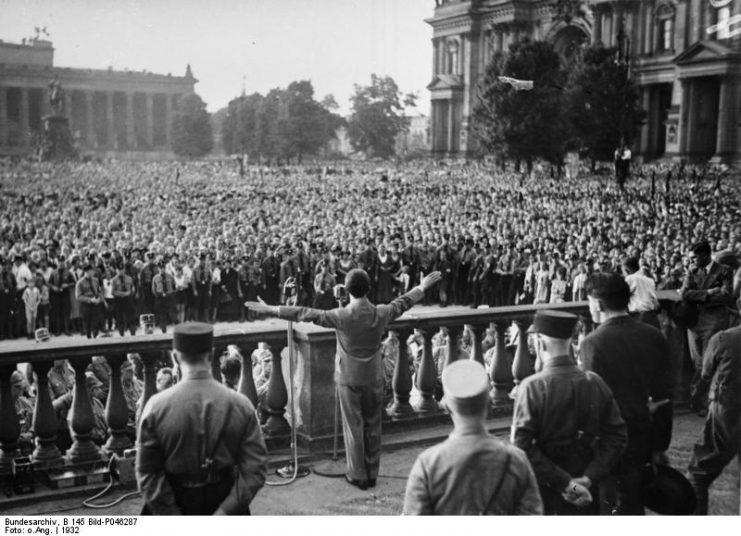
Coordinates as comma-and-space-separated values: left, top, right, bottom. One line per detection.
0, 0, 434, 115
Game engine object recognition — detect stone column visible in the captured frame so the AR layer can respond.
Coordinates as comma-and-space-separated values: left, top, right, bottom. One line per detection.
19, 87, 30, 147
444, 325, 463, 369
0, 86, 7, 147
469, 324, 485, 366
488, 322, 513, 406
593, 9, 603, 45
66, 358, 105, 464
238, 344, 259, 407
126, 93, 135, 149
85, 91, 95, 148
263, 342, 290, 437
145, 93, 154, 148
388, 328, 415, 419
715, 76, 734, 158
432, 37, 439, 75
164, 93, 172, 147
447, 99, 454, 154
105, 91, 116, 149
0, 365, 20, 472
64, 91, 72, 120
103, 354, 132, 456
678, 79, 692, 155
415, 329, 440, 414
30, 362, 63, 467
640, 86, 651, 154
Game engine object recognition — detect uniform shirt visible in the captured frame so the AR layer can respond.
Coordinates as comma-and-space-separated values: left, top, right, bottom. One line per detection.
512, 355, 627, 491
403, 432, 543, 515
152, 272, 175, 298
112, 274, 135, 298
75, 276, 101, 304
277, 287, 424, 386
625, 271, 659, 313
137, 369, 267, 515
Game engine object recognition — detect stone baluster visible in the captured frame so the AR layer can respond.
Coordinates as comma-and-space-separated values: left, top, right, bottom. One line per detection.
511, 320, 534, 397
238, 345, 259, 408
488, 322, 513, 405
263, 343, 290, 436
469, 324, 485, 365
482, 324, 496, 354
415, 329, 439, 414
0, 365, 20, 472
443, 325, 463, 369
388, 329, 415, 419
30, 362, 63, 467
66, 358, 104, 463
212, 345, 225, 384
139, 352, 159, 413
103, 354, 132, 456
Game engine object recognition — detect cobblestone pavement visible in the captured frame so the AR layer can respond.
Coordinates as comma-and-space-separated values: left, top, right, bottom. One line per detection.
3, 411, 738, 516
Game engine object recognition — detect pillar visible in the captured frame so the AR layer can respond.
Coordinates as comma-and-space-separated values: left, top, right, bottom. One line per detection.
593, 9, 603, 45
0, 87, 7, 147
446, 100, 454, 154
0, 365, 20, 472
489, 322, 513, 405
105, 92, 115, 148
511, 321, 534, 393
102, 354, 132, 456
126, 93, 136, 149
238, 345, 259, 408
85, 91, 95, 148
263, 343, 290, 437
444, 325, 463, 369
19, 87, 29, 147
640, 86, 651, 155
145, 93, 154, 148
678, 79, 691, 155
66, 358, 105, 464
31, 362, 64, 467
164, 93, 172, 147
388, 329, 415, 419
714, 76, 734, 158
140, 352, 159, 412
469, 324, 485, 366
415, 329, 439, 414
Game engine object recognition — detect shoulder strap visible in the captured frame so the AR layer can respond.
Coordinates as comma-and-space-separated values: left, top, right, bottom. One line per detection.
481, 450, 512, 515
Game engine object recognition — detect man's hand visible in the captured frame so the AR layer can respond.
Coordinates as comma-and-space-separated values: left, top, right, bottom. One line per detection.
647, 397, 671, 415
419, 271, 442, 291
561, 479, 593, 507
244, 298, 277, 319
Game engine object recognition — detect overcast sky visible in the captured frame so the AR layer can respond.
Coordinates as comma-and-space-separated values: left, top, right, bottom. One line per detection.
0, 0, 433, 114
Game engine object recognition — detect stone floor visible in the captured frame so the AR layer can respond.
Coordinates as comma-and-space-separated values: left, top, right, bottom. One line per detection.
3, 412, 738, 516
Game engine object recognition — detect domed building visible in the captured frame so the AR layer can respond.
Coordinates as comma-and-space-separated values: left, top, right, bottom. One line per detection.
427, 0, 741, 165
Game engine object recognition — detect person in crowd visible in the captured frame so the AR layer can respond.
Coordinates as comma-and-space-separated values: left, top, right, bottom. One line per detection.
246, 269, 442, 490
682, 240, 734, 414
156, 367, 175, 392
76, 264, 103, 339
22, 277, 42, 339
403, 359, 542, 515
121, 359, 144, 429
512, 310, 627, 515
687, 320, 741, 515
220, 353, 242, 390
581, 273, 673, 514
112, 262, 137, 336
11, 370, 35, 454
621, 257, 661, 330
152, 262, 176, 333
137, 323, 267, 515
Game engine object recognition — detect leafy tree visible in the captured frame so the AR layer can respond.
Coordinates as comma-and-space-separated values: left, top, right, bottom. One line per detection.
473, 39, 568, 170
565, 45, 644, 166
222, 92, 263, 158
347, 74, 416, 159
171, 93, 213, 158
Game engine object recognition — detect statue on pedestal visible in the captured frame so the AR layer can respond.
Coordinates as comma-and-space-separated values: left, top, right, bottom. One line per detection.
48, 78, 64, 116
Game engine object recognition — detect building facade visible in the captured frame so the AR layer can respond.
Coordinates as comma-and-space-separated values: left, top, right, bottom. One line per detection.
428, 0, 741, 165
0, 39, 196, 158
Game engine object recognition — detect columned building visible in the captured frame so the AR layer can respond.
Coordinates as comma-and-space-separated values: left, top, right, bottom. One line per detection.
0, 39, 196, 158
428, 0, 741, 165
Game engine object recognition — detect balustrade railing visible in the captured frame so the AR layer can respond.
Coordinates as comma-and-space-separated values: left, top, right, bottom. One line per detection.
0, 292, 689, 501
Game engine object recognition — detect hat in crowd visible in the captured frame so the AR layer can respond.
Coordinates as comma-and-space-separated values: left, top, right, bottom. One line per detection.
173, 322, 213, 354
528, 310, 578, 339
83, 263, 94, 272
441, 360, 489, 414
640, 463, 697, 515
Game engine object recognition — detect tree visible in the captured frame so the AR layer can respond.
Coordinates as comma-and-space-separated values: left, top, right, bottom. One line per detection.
222, 92, 263, 158
565, 45, 644, 166
171, 93, 213, 158
283, 81, 342, 163
347, 74, 416, 159
473, 39, 568, 170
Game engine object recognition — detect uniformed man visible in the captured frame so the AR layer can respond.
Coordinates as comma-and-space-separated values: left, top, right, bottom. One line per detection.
152, 263, 176, 333
687, 322, 741, 515
137, 323, 267, 515
512, 310, 628, 515
75, 264, 103, 339
112, 263, 137, 336
403, 360, 542, 515
246, 269, 442, 490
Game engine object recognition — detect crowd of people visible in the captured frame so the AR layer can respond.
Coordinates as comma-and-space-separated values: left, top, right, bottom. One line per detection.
0, 158, 739, 342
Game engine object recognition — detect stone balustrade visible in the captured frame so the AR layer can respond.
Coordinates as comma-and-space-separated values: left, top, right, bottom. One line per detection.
0, 292, 690, 500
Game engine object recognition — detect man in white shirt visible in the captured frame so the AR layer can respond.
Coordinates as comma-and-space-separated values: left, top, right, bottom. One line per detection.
621, 257, 660, 331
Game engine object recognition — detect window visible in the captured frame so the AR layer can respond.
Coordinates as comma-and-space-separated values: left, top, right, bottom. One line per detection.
446, 39, 459, 74
655, 3, 675, 53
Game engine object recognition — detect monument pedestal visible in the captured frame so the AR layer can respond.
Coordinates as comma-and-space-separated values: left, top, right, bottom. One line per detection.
40, 115, 76, 161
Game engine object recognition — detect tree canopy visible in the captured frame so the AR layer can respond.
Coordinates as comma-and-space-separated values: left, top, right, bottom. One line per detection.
171, 93, 213, 158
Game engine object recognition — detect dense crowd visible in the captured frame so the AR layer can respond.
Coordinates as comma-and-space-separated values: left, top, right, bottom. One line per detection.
0, 158, 739, 341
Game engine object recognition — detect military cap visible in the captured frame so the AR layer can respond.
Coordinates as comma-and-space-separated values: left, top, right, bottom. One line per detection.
528, 310, 578, 339
173, 322, 213, 354
442, 360, 489, 413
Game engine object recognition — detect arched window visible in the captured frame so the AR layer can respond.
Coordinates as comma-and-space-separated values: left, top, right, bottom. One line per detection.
655, 2, 675, 53
446, 38, 460, 74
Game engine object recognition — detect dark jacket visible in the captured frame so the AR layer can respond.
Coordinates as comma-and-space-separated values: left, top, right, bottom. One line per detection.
580, 315, 674, 471
699, 325, 741, 407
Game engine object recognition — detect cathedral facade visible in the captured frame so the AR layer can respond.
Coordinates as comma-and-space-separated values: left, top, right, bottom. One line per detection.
427, 0, 741, 165
0, 39, 196, 159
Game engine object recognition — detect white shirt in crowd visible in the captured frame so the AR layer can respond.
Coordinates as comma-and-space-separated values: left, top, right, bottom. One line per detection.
625, 271, 659, 313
